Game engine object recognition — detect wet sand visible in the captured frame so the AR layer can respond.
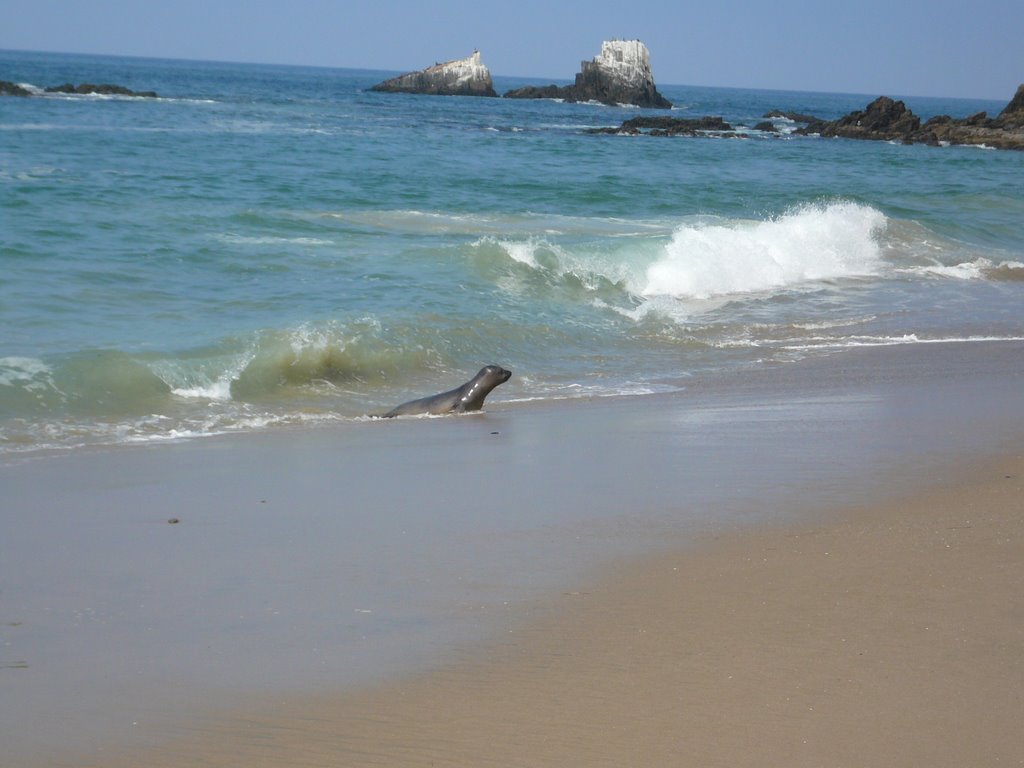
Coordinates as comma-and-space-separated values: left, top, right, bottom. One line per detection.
3, 341, 1024, 766
97, 451, 1024, 767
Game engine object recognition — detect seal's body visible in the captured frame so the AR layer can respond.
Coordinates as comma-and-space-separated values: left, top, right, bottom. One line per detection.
381, 365, 512, 418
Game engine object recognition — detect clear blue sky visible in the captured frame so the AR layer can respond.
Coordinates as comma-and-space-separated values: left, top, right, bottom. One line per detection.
2, 0, 1021, 100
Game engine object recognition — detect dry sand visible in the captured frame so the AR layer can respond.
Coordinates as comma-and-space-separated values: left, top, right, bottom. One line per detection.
104, 452, 1023, 768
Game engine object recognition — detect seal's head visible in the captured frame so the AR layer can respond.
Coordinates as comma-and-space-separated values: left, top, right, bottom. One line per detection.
458, 365, 512, 411
481, 365, 512, 384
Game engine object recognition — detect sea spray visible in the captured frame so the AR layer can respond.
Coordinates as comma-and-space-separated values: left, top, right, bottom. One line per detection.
642, 202, 887, 299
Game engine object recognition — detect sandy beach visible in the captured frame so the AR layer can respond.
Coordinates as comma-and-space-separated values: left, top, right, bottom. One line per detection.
3, 342, 1023, 766
75, 451, 1020, 768
5, 44, 1024, 768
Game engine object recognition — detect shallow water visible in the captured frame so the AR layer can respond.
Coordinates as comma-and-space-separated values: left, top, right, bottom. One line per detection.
2, 50, 1022, 453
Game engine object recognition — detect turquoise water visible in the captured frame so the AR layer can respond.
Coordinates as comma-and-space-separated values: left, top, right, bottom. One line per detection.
2, 50, 1023, 453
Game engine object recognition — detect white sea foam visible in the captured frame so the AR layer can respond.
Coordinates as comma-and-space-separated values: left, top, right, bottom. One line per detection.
216, 233, 334, 247
642, 202, 886, 299
330, 209, 674, 238
0, 357, 54, 390
493, 238, 550, 267
779, 334, 1024, 351
896, 258, 1024, 280
171, 378, 235, 401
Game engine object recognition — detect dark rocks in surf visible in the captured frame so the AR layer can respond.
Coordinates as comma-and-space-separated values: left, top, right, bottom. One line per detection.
43, 82, 158, 97
801, 96, 922, 141
791, 86, 1024, 150
370, 51, 497, 97
588, 85, 1024, 149
0, 80, 32, 97
504, 40, 672, 109
763, 109, 821, 124
588, 115, 733, 137
503, 84, 566, 101
1, 80, 158, 98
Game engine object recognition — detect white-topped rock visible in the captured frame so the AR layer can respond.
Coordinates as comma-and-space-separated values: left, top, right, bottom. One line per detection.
504, 40, 672, 109
371, 51, 497, 97
575, 40, 672, 108
584, 41, 656, 90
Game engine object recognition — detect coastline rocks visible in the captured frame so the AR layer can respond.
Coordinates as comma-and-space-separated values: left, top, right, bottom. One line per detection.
370, 51, 497, 97
791, 86, 1024, 150
505, 40, 672, 109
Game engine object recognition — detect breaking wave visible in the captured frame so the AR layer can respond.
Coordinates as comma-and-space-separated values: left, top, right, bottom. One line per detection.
474, 201, 887, 308
642, 202, 886, 299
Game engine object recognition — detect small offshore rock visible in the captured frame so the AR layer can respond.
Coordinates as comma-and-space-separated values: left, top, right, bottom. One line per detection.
763, 109, 820, 123
589, 115, 733, 137
43, 82, 158, 97
371, 51, 497, 97
0, 80, 32, 97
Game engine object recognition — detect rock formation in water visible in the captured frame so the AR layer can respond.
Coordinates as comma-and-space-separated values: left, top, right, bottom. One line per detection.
1, 81, 158, 98
589, 85, 1024, 150
504, 40, 672, 109
44, 83, 158, 97
1, 80, 32, 96
589, 115, 732, 136
788, 86, 1024, 150
370, 51, 497, 97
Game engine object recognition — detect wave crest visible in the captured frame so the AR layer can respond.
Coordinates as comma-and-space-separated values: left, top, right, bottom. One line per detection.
643, 202, 886, 299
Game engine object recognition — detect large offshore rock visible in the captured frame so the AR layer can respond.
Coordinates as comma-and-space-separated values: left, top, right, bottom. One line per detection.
505, 40, 672, 109
370, 51, 497, 97
574, 40, 672, 108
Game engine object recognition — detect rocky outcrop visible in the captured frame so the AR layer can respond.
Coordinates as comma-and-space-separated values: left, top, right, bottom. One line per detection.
44, 83, 158, 97
790, 87, 1024, 150
763, 109, 821, 124
800, 96, 920, 141
370, 51, 497, 97
589, 85, 1024, 149
1, 80, 32, 96
2, 80, 157, 98
505, 40, 672, 109
589, 115, 732, 136
1000, 84, 1024, 118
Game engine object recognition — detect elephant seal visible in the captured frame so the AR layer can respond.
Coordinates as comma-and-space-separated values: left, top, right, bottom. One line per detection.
380, 365, 512, 418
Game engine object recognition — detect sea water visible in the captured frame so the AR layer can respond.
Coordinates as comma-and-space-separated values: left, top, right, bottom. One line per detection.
3, 50, 1024, 761
2, 49, 1023, 454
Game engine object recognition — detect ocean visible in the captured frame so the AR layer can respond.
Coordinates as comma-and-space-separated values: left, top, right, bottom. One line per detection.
2, 49, 1023, 455
4, 49, 1024, 763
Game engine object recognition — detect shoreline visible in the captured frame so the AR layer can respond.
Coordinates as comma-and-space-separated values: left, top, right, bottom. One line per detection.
86, 449, 1024, 767
3, 341, 1023, 765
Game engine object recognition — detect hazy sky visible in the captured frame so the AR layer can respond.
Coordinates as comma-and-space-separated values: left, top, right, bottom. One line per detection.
2, 0, 1021, 100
